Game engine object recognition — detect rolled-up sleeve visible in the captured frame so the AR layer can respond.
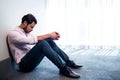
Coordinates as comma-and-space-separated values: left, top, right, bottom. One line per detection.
30, 34, 38, 44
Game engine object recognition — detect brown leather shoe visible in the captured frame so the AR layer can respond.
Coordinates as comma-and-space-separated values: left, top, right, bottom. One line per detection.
60, 66, 80, 78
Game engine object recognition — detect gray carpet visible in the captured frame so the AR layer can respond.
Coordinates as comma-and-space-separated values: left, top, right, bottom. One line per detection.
0, 47, 120, 80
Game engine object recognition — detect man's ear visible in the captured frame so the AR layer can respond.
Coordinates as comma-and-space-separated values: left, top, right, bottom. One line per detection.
23, 21, 28, 26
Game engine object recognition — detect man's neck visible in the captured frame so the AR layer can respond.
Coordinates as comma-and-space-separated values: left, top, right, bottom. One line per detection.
19, 24, 24, 29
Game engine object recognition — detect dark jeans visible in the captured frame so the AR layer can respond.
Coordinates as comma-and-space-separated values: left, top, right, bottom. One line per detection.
19, 38, 69, 72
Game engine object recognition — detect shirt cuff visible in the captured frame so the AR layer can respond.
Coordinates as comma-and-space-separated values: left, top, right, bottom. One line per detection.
34, 36, 38, 43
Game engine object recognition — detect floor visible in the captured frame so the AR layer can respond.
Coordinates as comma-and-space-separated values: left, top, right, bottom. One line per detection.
0, 46, 120, 80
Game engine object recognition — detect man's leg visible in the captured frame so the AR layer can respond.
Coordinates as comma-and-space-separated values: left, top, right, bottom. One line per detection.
45, 38, 69, 62
19, 40, 65, 72
46, 38, 83, 69
19, 40, 80, 78
19, 42, 45, 72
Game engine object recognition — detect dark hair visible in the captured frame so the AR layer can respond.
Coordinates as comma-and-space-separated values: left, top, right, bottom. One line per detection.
22, 14, 37, 24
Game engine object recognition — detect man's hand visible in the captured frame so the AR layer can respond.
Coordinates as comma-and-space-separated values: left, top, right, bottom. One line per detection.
49, 32, 60, 40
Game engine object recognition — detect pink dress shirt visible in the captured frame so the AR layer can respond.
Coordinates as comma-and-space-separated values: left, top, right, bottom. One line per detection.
7, 27, 38, 64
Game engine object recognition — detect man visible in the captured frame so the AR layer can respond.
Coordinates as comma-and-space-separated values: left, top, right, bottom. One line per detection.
7, 14, 82, 78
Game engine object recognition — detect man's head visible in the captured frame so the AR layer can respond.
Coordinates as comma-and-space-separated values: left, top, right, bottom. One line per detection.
21, 14, 37, 33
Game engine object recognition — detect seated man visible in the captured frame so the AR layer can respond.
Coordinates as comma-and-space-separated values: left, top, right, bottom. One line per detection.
7, 14, 82, 78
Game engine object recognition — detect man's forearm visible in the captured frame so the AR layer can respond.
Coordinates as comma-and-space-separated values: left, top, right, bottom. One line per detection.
37, 34, 51, 41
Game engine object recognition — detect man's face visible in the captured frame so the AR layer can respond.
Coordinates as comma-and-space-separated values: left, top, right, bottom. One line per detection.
23, 22, 36, 33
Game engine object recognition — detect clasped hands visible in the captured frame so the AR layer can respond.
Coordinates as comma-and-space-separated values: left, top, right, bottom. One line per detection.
49, 32, 60, 40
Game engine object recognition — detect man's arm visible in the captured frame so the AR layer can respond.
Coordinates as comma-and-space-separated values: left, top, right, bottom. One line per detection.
8, 31, 37, 45
37, 32, 60, 41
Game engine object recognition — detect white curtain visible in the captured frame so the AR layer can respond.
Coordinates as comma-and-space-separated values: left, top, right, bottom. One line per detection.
43, 0, 120, 48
